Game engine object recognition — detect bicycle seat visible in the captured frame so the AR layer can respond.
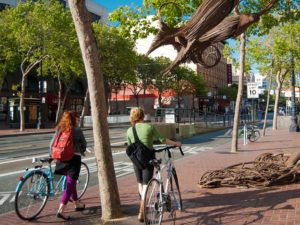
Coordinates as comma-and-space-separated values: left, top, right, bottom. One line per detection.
149, 159, 162, 167
39, 158, 53, 164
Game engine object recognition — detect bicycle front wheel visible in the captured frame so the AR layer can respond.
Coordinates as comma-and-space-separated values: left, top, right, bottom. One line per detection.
144, 179, 163, 225
15, 170, 49, 220
249, 130, 260, 142
77, 161, 89, 199
169, 168, 182, 211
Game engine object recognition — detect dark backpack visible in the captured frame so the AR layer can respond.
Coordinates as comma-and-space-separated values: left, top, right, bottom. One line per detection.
51, 130, 74, 162
126, 126, 155, 170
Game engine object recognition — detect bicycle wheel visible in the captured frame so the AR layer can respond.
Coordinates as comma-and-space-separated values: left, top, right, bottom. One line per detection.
169, 168, 182, 211
249, 130, 260, 142
15, 170, 49, 220
144, 179, 163, 225
77, 161, 89, 199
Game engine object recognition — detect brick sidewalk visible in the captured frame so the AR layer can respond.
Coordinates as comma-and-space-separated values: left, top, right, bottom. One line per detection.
2, 128, 300, 225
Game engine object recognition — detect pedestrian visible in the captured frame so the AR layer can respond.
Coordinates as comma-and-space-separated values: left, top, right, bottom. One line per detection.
126, 107, 181, 222
50, 110, 87, 221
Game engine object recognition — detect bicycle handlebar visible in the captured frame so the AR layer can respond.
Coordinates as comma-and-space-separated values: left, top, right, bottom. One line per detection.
154, 145, 184, 156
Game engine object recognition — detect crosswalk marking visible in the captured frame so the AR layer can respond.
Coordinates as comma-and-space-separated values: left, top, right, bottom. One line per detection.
183, 146, 213, 154
0, 192, 14, 205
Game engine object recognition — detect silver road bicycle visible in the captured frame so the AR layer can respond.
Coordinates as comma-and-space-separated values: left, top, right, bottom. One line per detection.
144, 145, 184, 225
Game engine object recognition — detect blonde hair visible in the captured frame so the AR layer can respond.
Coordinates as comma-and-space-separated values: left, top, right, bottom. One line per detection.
130, 107, 144, 125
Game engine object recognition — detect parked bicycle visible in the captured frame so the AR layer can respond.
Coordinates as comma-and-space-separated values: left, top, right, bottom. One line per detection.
239, 124, 261, 142
144, 145, 184, 225
14, 157, 89, 220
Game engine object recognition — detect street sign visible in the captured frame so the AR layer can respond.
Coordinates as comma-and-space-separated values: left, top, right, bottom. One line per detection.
247, 82, 259, 98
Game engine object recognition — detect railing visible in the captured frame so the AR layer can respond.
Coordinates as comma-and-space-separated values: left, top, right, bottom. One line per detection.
153, 108, 255, 128
285, 106, 300, 116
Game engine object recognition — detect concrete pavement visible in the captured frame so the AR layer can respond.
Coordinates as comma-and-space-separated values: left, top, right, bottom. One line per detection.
1, 128, 300, 225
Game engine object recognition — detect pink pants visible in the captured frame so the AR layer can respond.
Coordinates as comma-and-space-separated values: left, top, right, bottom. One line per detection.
61, 175, 78, 205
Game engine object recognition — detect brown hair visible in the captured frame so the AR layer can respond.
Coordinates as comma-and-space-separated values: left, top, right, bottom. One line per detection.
56, 110, 78, 132
130, 107, 144, 125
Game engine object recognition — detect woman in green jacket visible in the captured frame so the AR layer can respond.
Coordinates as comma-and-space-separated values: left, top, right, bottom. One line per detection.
127, 107, 181, 222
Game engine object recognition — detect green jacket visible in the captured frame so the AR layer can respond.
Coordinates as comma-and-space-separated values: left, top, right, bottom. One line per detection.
127, 123, 166, 149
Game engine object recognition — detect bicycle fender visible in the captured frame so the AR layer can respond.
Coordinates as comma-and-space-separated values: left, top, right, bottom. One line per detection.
15, 170, 46, 192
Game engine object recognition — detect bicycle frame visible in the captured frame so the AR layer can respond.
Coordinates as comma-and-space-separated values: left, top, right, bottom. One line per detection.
154, 155, 174, 196
15, 162, 66, 197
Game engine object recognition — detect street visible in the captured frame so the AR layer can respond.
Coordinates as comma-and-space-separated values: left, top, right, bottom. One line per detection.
0, 127, 233, 216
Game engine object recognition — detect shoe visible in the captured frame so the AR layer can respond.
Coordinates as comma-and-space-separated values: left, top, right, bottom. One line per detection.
56, 212, 71, 221
75, 204, 86, 211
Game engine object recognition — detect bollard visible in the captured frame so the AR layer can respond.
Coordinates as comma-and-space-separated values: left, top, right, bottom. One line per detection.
243, 124, 248, 145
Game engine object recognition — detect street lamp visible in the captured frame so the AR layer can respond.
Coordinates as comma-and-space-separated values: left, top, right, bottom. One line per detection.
289, 50, 299, 132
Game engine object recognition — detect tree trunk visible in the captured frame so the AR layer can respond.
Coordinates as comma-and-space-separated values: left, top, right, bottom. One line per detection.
273, 71, 282, 130
56, 77, 62, 123
231, 32, 246, 153
142, 86, 146, 107
68, 0, 122, 219
135, 94, 139, 106
19, 75, 27, 132
123, 86, 126, 114
56, 86, 70, 123
80, 88, 90, 128
263, 74, 272, 136
158, 92, 162, 108
115, 90, 118, 114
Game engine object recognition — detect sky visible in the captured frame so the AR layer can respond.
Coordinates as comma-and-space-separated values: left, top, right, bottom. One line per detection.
96, 0, 143, 12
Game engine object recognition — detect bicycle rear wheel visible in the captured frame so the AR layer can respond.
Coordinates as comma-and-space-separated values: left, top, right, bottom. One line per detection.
77, 161, 89, 199
144, 179, 163, 225
15, 170, 49, 220
249, 130, 260, 142
169, 168, 182, 211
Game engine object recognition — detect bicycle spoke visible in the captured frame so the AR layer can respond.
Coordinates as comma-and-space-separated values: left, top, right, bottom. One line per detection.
144, 179, 163, 225
15, 171, 49, 220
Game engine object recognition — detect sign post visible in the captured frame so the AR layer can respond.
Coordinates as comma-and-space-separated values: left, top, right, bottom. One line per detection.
247, 82, 259, 121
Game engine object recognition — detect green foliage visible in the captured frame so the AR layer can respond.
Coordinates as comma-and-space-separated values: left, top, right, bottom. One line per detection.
149, 56, 174, 94
171, 65, 206, 96
109, 6, 157, 40
109, 0, 202, 40
40, 1, 84, 84
135, 54, 159, 89
247, 22, 299, 86
219, 84, 238, 101
11, 84, 21, 97
93, 23, 136, 91
219, 0, 299, 74
0, 0, 84, 85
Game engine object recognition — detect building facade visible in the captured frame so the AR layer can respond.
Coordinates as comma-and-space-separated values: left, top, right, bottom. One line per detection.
197, 42, 228, 96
